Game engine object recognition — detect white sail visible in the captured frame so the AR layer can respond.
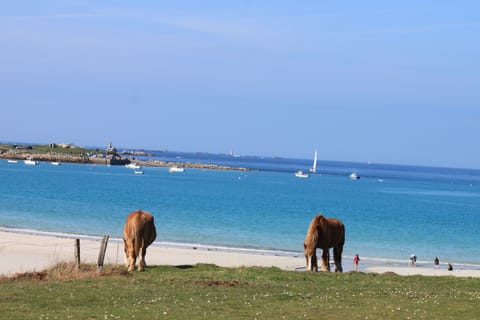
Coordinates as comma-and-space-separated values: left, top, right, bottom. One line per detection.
310, 150, 317, 173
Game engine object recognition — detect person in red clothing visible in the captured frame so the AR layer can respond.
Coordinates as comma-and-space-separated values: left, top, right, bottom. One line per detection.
353, 254, 360, 271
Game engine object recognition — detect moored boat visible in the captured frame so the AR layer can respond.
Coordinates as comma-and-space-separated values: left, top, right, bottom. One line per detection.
125, 163, 142, 170
24, 158, 39, 165
350, 172, 360, 180
295, 170, 309, 178
169, 166, 185, 173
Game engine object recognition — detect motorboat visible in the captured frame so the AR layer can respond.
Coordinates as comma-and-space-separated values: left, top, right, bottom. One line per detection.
7, 160, 18, 164
350, 172, 360, 180
169, 166, 185, 173
125, 163, 142, 170
24, 158, 39, 165
134, 170, 144, 175
295, 170, 309, 178
51, 162, 61, 166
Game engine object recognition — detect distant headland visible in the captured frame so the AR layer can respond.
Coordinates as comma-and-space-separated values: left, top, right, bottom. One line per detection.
0, 142, 249, 171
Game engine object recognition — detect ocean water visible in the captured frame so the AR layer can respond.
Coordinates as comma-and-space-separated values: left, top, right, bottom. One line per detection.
1, 154, 480, 267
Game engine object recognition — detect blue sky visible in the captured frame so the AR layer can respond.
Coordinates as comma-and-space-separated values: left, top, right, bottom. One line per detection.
1, 1, 479, 168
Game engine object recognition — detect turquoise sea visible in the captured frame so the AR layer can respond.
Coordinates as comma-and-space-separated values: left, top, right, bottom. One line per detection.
1, 153, 480, 268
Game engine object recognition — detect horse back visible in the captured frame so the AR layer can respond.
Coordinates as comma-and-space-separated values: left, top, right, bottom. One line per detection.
325, 218, 345, 246
124, 210, 157, 247
316, 216, 345, 248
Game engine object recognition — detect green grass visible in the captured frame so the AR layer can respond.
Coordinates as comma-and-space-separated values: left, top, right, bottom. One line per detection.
0, 143, 98, 157
1, 263, 479, 319
31, 144, 97, 155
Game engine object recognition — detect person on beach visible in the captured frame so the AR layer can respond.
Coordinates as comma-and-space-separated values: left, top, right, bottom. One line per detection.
434, 256, 439, 268
448, 262, 453, 271
353, 254, 360, 271
409, 254, 417, 267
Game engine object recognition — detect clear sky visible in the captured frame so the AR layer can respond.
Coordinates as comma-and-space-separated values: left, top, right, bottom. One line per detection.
1, 1, 479, 168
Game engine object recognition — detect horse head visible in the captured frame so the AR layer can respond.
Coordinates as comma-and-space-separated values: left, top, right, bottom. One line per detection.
304, 242, 318, 271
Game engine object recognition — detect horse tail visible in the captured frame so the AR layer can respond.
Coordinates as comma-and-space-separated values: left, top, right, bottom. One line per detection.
133, 218, 145, 258
339, 221, 346, 245
150, 216, 157, 245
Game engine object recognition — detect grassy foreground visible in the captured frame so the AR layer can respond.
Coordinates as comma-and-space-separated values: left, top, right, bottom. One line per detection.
1, 263, 479, 319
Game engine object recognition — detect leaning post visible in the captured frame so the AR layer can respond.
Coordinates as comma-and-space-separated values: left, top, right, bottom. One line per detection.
97, 235, 110, 269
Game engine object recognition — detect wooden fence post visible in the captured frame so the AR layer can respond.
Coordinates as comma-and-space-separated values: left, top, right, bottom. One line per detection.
74, 239, 80, 269
97, 235, 110, 269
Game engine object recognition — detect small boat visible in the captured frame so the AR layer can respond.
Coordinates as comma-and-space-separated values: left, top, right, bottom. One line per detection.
51, 162, 61, 166
309, 150, 318, 173
24, 158, 39, 165
125, 163, 142, 170
169, 166, 185, 173
134, 170, 144, 175
295, 170, 310, 178
350, 172, 360, 180
7, 160, 18, 164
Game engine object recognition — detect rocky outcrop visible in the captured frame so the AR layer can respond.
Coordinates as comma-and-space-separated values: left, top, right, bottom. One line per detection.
0, 150, 249, 171
123, 159, 249, 171
0, 151, 90, 163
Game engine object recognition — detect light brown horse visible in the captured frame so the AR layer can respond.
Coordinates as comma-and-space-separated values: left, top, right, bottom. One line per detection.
123, 209, 157, 271
303, 214, 345, 272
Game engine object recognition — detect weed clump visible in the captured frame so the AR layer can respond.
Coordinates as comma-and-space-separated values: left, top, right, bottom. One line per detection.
1, 262, 129, 282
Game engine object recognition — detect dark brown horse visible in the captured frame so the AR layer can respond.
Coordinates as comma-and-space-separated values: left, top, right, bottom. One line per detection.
123, 209, 157, 271
303, 214, 345, 272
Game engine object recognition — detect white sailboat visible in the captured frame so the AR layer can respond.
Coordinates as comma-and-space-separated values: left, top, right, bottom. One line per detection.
310, 150, 318, 173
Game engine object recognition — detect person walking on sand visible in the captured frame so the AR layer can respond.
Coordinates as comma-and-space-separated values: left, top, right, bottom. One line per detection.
353, 254, 360, 271
434, 256, 439, 269
448, 262, 453, 271
409, 254, 417, 267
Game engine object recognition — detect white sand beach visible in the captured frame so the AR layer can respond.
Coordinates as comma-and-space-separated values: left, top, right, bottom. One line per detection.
1, 229, 479, 278
0, 229, 304, 275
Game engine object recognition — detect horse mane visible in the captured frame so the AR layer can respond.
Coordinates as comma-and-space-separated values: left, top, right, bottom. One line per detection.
305, 214, 324, 249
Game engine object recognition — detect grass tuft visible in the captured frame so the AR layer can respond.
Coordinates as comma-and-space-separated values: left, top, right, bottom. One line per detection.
1, 262, 129, 282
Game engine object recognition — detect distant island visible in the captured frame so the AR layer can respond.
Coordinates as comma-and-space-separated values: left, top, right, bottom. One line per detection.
0, 142, 249, 171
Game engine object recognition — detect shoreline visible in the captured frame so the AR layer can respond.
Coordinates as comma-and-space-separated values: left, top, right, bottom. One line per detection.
4, 226, 480, 269
2, 228, 480, 278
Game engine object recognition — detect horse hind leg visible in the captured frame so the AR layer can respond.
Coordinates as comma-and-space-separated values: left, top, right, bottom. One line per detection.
138, 246, 147, 271
125, 240, 137, 272
333, 245, 343, 273
129, 256, 137, 272
321, 249, 330, 272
